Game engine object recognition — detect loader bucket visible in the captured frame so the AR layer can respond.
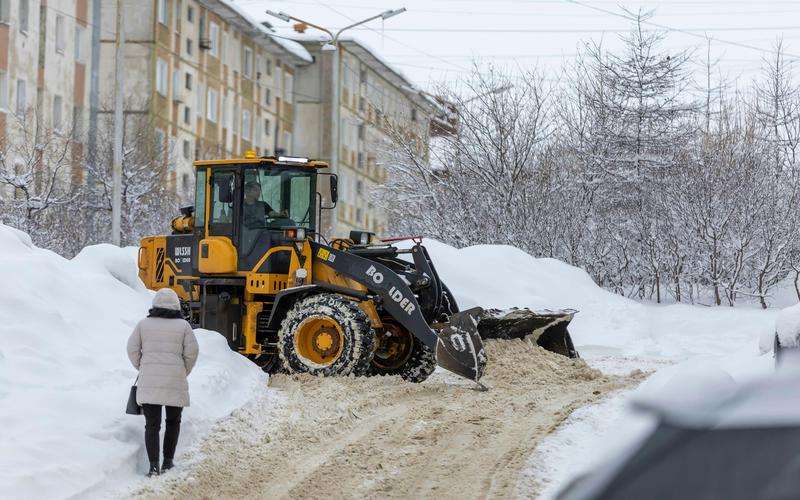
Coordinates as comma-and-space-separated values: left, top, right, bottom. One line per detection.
436, 307, 488, 383
477, 308, 579, 358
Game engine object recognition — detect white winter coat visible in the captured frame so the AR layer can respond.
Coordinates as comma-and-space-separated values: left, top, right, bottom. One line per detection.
127, 317, 199, 407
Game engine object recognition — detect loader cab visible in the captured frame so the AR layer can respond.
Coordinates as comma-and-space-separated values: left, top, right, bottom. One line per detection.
193, 155, 335, 274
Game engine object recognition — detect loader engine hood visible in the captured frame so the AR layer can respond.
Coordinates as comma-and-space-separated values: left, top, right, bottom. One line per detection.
310, 242, 487, 384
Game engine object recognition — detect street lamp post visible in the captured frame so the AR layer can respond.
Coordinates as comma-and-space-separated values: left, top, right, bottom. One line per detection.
266, 8, 405, 234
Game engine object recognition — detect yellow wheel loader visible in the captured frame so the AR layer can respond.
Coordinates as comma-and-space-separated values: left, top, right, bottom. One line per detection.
138, 154, 578, 385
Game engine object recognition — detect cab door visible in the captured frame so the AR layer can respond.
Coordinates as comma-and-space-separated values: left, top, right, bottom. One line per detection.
199, 168, 240, 274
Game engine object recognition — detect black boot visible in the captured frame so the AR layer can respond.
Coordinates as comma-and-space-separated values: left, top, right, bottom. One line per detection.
147, 463, 160, 477
161, 458, 174, 473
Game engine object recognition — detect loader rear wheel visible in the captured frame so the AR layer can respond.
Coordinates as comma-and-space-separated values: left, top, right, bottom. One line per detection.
278, 294, 375, 377
370, 320, 436, 383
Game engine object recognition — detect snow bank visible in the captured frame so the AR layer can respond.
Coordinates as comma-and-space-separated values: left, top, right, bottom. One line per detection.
412, 239, 777, 364
775, 303, 800, 348
0, 224, 266, 499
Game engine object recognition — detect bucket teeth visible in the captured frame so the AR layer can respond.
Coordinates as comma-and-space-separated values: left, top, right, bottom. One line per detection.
435, 307, 487, 383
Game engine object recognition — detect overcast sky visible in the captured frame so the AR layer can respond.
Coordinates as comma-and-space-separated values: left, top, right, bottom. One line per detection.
235, 0, 800, 92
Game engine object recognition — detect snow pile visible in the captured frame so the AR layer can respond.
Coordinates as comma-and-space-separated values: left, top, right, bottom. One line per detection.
0, 224, 266, 499
775, 303, 800, 348
413, 239, 776, 363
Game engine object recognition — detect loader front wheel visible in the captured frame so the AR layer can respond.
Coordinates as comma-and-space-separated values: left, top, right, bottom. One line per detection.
370, 320, 436, 383
278, 294, 375, 377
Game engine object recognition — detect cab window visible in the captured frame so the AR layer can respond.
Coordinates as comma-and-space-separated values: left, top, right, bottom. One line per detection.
209, 171, 236, 237
194, 168, 207, 231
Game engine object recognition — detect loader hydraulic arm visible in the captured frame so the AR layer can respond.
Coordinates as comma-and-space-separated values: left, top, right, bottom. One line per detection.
310, 241, 438, 349
310, 242, 487, 383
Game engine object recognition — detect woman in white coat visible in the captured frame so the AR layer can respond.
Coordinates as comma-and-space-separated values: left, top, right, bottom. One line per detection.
127, 288, 199, 477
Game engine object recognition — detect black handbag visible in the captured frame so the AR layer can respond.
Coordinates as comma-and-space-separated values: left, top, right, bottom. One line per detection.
126, 375, 141, 415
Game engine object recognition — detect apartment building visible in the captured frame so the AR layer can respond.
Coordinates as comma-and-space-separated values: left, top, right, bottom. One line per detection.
0, 0, 94, 185
293, 36, 433, 238
98, 0, 312, 199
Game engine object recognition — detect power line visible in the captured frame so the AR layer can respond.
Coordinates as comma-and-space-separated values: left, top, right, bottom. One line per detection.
235, 0, 800, 18
342, 26, 800, 34
307, 0, 472, 73
564, 0, 800, 59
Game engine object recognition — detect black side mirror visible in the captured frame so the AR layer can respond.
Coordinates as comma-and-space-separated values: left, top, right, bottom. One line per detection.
216, 176, 233, 203
329, 175, 338, 205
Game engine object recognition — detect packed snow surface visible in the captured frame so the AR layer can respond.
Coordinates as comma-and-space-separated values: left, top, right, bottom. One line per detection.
0, 230, 782, 498
0, 224, 266, 499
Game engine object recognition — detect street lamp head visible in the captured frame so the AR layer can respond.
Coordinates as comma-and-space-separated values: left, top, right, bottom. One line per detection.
265, 10, 291, 23
380, 7, 407, 20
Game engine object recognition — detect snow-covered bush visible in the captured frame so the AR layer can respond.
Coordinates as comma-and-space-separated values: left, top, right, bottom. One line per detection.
377, 13, 800, 308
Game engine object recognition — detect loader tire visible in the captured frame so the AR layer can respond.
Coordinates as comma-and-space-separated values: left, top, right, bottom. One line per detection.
370, 320, 436, 383
278, 293, 375, 377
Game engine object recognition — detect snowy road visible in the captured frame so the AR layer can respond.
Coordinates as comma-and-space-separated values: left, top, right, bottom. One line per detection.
120, 341, 642, 499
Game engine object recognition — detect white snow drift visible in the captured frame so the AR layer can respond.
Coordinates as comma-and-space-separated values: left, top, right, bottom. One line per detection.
0, 228, 783, 499
0, 224, 266, 499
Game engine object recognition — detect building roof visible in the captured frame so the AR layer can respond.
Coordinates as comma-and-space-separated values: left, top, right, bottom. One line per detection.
288, 32, 434, 112
210, 0, 313, 64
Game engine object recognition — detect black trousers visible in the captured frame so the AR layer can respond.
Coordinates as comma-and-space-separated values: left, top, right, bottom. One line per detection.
142, 404, 183, 465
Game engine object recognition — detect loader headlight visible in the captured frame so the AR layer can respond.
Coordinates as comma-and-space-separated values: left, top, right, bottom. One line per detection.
295, 268, 308, 280
284, 227, 306, 241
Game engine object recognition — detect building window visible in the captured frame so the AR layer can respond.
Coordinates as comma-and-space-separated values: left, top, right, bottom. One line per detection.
359, 67, 367, 84
182, 139, 191, 159
242, 110, 251, 142
72, 106, 83, 141
55, 15, 66, 53
264, 118, 270, 136
233, 104, 239, 135
208, 21, 219, 57
264, 88, 271, 106
357, 152, 364, 169
0, 1, 9, 23
356, 207, 363, 223
356, 180, 363, 195
187, 5, 194, 22
172, 69, 180, 98
411, 108, 418, 122
156, 58, 168, 96
174, 0, 181, 25
185, 72, 192, 90
222, 94, 229, 128
207, 89, 218, 123
15, 79, 26, 117
0, 71, 7, 111
266, 58, 272, 76
186, 38, 193, 56
74, 26, 85, 62
357, 124, 365, 141
157, 0, 168, 25
284, 72, 293, 104
52, 95, 63, 131
196, 82, 204, 118
243, 47, 253, 78
19, 0, 28, 33
183, 106, 191, 125
282, 131, 291, 152
154, 128, 165, 161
